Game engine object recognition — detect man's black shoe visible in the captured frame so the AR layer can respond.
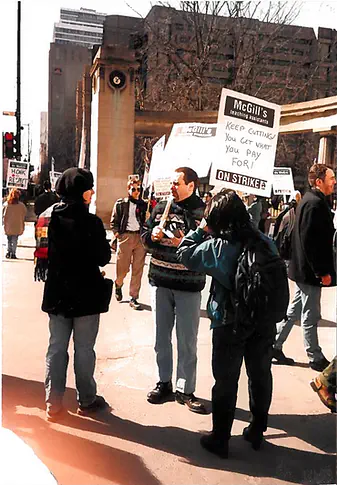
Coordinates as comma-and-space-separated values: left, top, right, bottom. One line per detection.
77, 395, 111, 416
242, 424, 264, 450
309, 357, 330, 372
200, 433, 228, 458
272, 348, 295, 365
175, 391, 207, 414
147, 381, 173, 404
5, 253, 10, 259
130, 298, 142, 310
115, 284, 123, 302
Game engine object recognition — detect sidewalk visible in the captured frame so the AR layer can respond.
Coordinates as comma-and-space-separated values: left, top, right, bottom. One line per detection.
2, 223, 336, 485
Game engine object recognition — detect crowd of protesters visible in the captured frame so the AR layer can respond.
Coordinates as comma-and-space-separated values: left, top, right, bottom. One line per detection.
3, 162, 336, 459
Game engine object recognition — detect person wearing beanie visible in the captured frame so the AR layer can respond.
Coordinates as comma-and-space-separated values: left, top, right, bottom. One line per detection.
42, 167, 112, 421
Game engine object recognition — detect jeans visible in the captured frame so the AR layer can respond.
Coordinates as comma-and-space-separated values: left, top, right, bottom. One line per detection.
151, 286, 201, 394
7, 235, 18, 255
212, 320, 276, 441
45, 313, 100, 411
274, 282, 324, 362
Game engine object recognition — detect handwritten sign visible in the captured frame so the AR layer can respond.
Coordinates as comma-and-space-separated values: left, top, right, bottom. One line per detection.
163, 123, 217, 178
210, 89, 281, 197
272, 167, 294, 195
6, 160, 29, 189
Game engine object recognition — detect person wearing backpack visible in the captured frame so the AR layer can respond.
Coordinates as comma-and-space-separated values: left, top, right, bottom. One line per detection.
177, 189, 288, 458
273, 164, 336, 371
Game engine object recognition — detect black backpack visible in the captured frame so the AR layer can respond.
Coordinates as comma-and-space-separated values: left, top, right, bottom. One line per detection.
275, 207, 296, 260
231, 236, 289, 327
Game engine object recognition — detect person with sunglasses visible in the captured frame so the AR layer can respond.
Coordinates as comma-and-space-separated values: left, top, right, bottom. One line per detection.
110, 176, 147, 310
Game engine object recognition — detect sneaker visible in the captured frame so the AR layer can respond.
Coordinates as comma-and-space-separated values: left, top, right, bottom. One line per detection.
129, 298, 142, 310
175, 391, 207, 414
46, 405, 64, 422
77, 395, 111, 416
200, 433, 228, 458
147, 381, 173, 404
115, 284, 123, 302
242, 423, 264, 450
272, 348, 295, 365
310, 376, 336, 413
309, 357, 330, 372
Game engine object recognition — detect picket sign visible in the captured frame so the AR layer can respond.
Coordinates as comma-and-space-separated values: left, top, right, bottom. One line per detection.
49, 171, 62, 190
6, 160, 29, 190
272, 167, 295, 195
210, 88, 281, 197
163, 123, 217, 179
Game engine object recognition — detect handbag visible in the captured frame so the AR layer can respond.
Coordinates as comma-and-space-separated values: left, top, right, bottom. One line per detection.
99, 277, 114, 313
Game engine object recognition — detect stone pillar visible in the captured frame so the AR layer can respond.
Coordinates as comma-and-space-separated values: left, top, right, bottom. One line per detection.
318, 135, 336, 165
90, 46, 137, 225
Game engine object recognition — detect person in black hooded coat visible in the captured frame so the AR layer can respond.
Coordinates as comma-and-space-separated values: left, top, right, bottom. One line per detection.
42, 168, 112, 421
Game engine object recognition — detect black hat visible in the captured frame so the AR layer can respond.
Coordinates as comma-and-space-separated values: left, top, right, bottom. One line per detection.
56, 168, 94, 201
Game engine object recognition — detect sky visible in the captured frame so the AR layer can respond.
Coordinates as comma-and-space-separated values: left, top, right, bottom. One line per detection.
0, 0, 336, 167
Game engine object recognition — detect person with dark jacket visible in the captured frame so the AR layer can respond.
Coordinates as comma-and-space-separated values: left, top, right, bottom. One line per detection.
274, 164, 336, 371
110, 176, 147, 310
34, 180, 58, 217
177, 189, 279, 458
142, 167, 207, 414
42, 168, 112, 421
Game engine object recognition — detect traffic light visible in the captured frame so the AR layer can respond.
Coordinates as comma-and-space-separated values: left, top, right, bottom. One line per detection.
4, 132, 15, 159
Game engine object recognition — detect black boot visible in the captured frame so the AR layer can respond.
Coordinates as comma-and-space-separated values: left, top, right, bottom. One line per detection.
147, 381, 173, 404
200, 432, 228, 458
242, 423, 264, 450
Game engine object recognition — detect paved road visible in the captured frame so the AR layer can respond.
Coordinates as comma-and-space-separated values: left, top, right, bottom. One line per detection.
2, 223, 336, 485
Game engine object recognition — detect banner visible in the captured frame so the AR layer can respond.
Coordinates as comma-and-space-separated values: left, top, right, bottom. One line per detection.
6, 160, 29, 190
163, 123, 217, 178
210, 89, 281, 197
272, 167, 294, 195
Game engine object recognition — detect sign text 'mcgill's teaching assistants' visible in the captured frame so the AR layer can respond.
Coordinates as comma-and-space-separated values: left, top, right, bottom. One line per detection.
210, 89, 281, 197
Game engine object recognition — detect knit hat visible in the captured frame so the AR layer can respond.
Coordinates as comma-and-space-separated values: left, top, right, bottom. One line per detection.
56, 168, 94, 201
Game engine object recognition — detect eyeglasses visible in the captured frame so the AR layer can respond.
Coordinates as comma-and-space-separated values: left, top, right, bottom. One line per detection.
131, 187, 140, 192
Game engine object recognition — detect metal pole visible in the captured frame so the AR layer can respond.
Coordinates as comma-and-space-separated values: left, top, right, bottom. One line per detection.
16, 1, 21, 160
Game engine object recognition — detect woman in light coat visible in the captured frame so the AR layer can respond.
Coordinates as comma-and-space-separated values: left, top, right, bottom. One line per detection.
3, 188, 27, 259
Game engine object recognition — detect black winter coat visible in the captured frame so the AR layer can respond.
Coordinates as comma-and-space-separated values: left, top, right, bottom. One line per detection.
288, 189, 336, 287
42, 201, 111, 317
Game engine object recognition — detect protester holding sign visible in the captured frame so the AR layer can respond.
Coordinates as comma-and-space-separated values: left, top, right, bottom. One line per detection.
2, 188, 27, 259
142, 167, 207, 414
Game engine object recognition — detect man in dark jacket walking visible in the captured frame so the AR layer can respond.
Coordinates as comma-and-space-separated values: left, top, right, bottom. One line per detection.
142, 167, 207, 414
110, 176, 147, 310
42, 168, 112, 421
273, 164, 336, 370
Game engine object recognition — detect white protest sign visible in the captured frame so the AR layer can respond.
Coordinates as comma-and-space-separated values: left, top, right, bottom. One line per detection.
163, 123, 217, 178
49, 171, 62, 190
148, 135, 166, 186
272, 167, 294, 195
153, 177, 171, 200
6, 160, 29, 189
210, 89, 281, 197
